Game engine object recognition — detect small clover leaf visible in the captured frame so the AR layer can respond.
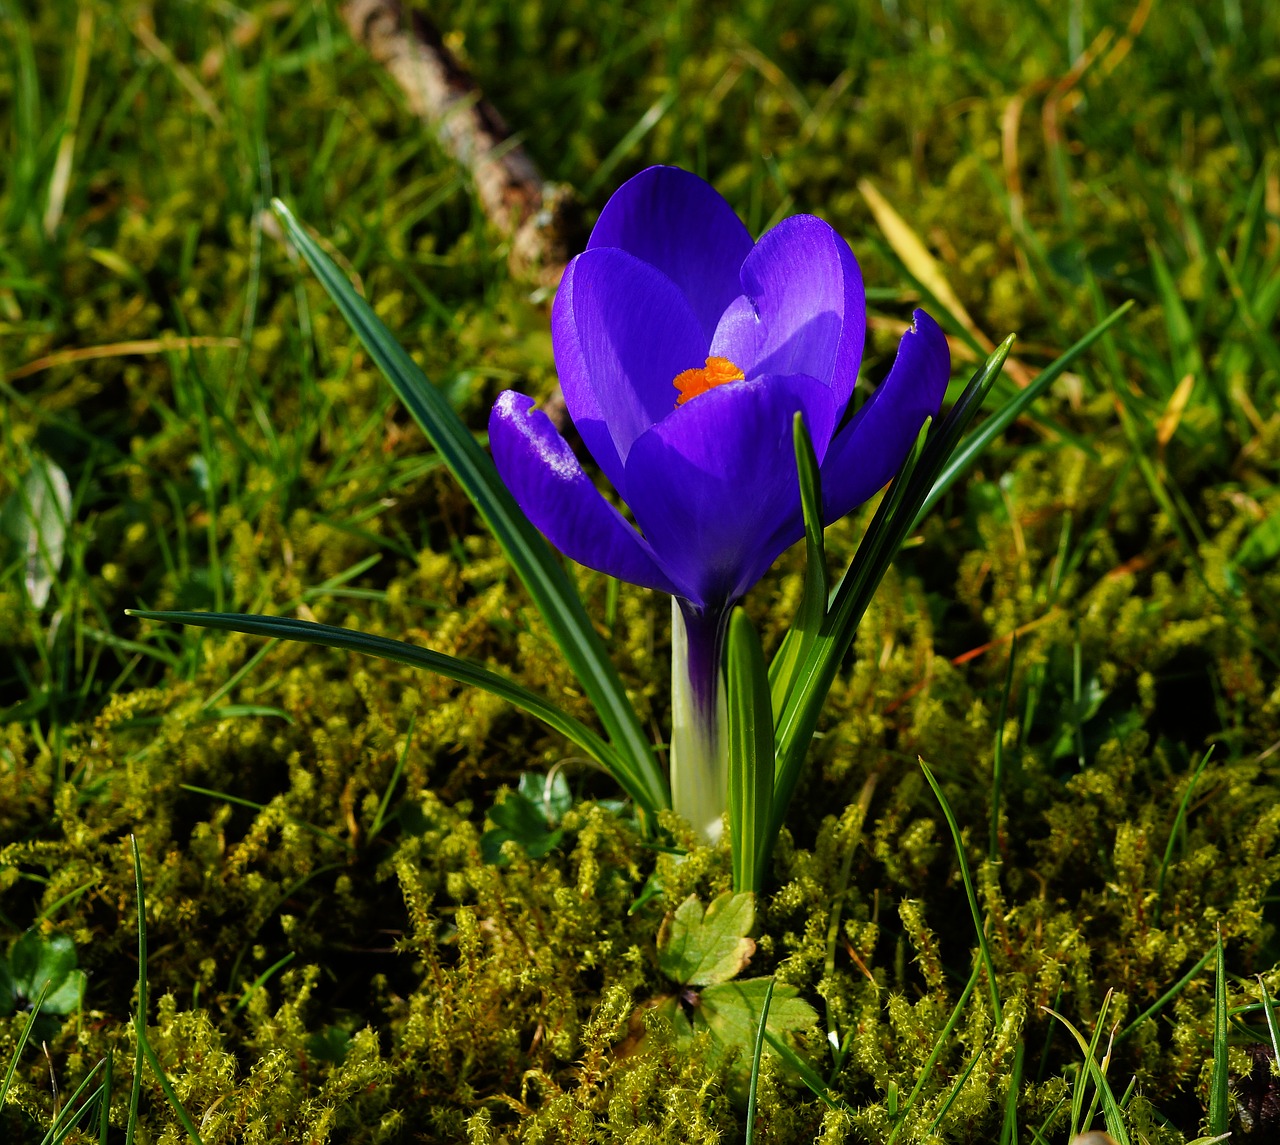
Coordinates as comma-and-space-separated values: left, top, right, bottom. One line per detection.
658, 891, 756, 987
9, 931, 86, 1015
305, 1025, 352, 1064
651, 893, 817, 1086
480, 771, 571, 864
696, 977, 817, 1052
520, 770, 572, 822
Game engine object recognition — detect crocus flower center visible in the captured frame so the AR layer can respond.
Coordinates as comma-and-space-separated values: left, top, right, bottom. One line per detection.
673, 356, 745, 407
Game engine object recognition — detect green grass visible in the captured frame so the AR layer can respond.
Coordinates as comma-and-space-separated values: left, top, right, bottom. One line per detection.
2, 0, 1280, 1141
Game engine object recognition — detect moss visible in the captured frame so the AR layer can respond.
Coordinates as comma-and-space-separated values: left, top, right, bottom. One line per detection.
3, 0, 1280, 1140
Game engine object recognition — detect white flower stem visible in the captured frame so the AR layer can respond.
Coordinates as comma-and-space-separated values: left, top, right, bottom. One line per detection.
669, 597, 729, 843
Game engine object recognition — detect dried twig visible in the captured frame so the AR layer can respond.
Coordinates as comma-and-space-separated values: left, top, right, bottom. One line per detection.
342, 0, 584, 286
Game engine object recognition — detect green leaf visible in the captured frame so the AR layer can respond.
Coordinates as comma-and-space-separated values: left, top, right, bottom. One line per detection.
696, 977, 818, 1056
0, 453, 72, 610
480, 771, 570, 863
744, 977, 775, 1145
1257, 974, 1280, 1079
768, 413, 828, 716
769, 340, 1006, 846
648, 978, 817, 1087
658, 892, 756, 987
1234, 509, 1280, 571
727, 609, 775, 895
271, 199, 666, 819
0, 979, 48, 1115
1044, 994, 1131, 1145
650, 994, 693, 1044
919, 760, 1001, 1025
10, 932, 85, 1015
885, 960, 983, 1145
0, 958, 14, 1017
126, 609, 639, 801
1147, 241, 1201, 388
304, 1026, 352, 1064
1208, 931, 1229, 1136
768, 305, 1131, 865
915, 301, 1132, 526
520, 769, 573, 823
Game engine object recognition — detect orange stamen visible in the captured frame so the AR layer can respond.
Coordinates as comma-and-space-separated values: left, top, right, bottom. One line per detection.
672, 356, 745, 407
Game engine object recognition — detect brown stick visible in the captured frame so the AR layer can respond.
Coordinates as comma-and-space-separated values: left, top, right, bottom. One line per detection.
342, 0, 584, 285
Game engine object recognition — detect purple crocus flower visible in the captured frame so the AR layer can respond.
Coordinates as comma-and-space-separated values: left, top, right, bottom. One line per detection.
489, 166, 950, 838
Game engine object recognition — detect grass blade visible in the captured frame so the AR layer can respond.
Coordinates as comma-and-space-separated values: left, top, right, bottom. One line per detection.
768, 413, 829, 717
919, 759, 1002, 1025
915, 301, 1132, 526
126, 609, 643, 806
1043, 995, 1131, 1145
885, 960, 982, 1145
271, 199, 666, 817
582, 91, 677, 199
859, 176, 988, 357
370, 714, 416, 841
990, 636, 1017, 862
179, 784, 348, 849
1146, 241, 1202, 391
0, 980, 49, 1113
1155, 746, 1215, 926
762, 1030, 851, 1112
927, 1049, 982, 1134
1115, 945, 1215, 1045
37, 1058, 107, 1145
229, 951, 295, 1016
744, 977, 776, 1145
1208, 930, 1228, 1136
1257, 974, 1280, 1070
98, 1052, 112, 1145
134, 1020, 205, 1144
998, 1042, 1025, 1145
132, 838, 204, 1144
125, 837, 147, 1145
771, 339, 1011, 845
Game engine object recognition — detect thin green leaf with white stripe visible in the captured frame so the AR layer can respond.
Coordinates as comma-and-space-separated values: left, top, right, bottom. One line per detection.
771, 336, 1012, 844
126, 609, 648, 808
769, 303, 1130, 857
270, 199, 666, 817
727, 608, 774, 895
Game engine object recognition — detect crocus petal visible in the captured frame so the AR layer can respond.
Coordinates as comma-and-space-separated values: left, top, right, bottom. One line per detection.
819, 309, 951, 524
623, 375, 838, 607
587, 166, 754, 344
553, 247, 708, 497
489, 391, 681, 595
710, 214, 865, 418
